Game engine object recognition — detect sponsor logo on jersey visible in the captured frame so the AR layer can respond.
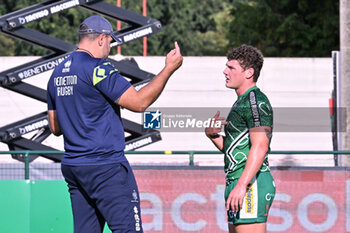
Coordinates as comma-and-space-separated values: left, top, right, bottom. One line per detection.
54, 75, 77, 97
228, 210, 237, 218
245, 183, 254, 214
92, 63, 117, 85
133, 206, 141, 231
62, 60, 72, 73
131, 190, 139, 203
143, 110, 161, 129
265, 193, 273, 201
259, 102, 272, 116
249, 91, 261, 127
264, 204, 270, 216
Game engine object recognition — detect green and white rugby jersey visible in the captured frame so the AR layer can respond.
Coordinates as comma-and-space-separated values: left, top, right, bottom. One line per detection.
223, 86, 273, 182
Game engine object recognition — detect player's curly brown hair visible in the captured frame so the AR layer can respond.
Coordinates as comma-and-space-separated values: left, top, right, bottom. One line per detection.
226, 45, 264, 82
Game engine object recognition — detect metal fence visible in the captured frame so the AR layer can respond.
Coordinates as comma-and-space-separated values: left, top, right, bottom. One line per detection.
0, 150, 350, 180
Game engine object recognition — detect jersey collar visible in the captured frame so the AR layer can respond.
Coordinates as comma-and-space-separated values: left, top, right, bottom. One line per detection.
238, 86, 259, 99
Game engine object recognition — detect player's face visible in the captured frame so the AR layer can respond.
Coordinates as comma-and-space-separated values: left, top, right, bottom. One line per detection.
223, 60, 246, 89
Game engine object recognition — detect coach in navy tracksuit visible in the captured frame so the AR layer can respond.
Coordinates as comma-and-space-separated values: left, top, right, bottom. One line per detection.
47, 15, 183, 233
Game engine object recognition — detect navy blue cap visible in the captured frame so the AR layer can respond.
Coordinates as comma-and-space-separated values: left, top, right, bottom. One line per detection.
78, 15, 122, 44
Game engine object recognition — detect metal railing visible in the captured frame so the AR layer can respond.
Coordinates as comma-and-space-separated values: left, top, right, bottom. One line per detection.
1, 150, 350, 180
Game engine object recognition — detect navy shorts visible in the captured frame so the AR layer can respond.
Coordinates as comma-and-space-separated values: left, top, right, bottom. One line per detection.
61, 161, 143, 233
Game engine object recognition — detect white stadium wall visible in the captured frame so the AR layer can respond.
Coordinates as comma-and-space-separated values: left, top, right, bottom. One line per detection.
0, 56, 334, 165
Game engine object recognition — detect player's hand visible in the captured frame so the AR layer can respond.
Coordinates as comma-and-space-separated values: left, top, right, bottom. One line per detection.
165, 41, 183, 72
205, 111, 227, 138
226, 183, 246, 212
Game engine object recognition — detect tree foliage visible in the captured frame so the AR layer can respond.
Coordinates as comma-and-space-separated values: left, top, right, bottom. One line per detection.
0, 0, 94, 56
0, 0, 339, 57
228, 0, 339, 57
118, 0, 231, 56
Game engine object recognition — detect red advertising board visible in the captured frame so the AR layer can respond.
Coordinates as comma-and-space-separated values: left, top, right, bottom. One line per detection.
134, 168, 350, 233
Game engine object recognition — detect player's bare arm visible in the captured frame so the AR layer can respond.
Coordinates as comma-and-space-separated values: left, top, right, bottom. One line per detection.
117, 41, 183, 112
205, 111, 227, 152
48, 110, 62, 136
226, 126, 271, 212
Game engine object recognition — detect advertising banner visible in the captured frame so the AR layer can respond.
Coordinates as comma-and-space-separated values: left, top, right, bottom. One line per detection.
0, 168, 349, 233
135, 168, 350, 233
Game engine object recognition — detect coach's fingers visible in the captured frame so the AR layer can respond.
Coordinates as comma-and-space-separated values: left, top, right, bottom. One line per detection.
167, 49, 175, 56
174, 41, 181, 54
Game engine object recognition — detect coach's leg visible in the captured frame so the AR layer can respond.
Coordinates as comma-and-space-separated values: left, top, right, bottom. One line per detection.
69, 185, 105, 233
92, 162, 143, 233
62, 165, 105, 233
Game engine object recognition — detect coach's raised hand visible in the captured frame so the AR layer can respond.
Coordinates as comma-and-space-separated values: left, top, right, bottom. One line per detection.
165, 41, 183, 73
117, 41, 183, 112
